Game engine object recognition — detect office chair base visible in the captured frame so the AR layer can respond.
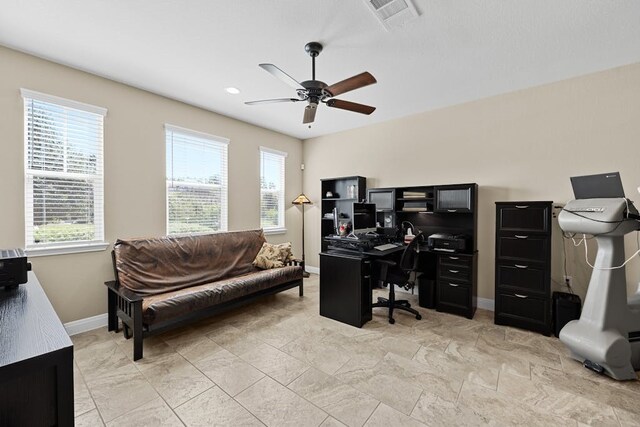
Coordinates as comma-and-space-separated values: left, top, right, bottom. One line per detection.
373, 298, 422, 323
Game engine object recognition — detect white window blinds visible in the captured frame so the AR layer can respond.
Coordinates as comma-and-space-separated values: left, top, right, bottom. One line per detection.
22, 89, 106, 249
260, 147, 287, 231
166, 125, 229, 235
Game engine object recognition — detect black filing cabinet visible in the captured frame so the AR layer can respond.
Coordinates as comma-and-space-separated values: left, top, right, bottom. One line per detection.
436, 252, 477, 319
494, 201, 552, 335
319, 252, 372, 327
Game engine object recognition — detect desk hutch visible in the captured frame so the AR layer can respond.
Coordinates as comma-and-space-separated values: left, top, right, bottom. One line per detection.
367, 183, 479, 318
319, 177, 479, 325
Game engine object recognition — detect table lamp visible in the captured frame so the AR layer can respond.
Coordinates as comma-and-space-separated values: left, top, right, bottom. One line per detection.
292, 193, 312, 278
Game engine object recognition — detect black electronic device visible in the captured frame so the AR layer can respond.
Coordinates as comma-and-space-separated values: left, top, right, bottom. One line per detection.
1, 248, 32, 290
324, 234, 379, 252
570, 172, 625, 200
427, 233, 468, 252
553, 291, 582, 337
352, 202, 377, 234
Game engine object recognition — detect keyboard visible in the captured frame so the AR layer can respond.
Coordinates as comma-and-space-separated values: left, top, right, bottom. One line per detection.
374, 243, 399, 251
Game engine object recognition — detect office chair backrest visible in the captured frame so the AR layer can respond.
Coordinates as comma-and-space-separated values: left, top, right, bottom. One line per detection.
399, 231, 424, 273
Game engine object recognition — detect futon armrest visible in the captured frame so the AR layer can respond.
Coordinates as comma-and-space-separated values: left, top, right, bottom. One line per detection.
286, 258, 304, 267
104, 280, 143, 303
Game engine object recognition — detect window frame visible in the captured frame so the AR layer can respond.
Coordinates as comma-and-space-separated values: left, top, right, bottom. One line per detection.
259, 146, 287, 235
21, 89, 109, 257
165, 124, 229, 236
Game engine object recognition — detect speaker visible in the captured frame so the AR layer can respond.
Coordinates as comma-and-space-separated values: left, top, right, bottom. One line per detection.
553, 291, 582, 337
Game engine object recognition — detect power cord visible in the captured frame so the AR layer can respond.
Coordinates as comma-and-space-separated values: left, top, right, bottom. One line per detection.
572, 232, 640, 270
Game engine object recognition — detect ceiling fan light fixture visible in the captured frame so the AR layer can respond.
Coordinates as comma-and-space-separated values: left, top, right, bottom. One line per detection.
246, 42, 377, 125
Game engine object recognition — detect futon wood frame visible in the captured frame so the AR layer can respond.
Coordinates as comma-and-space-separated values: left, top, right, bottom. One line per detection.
105, 251, 304, 360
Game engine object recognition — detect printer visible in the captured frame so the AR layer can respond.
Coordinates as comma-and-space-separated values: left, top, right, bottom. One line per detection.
427, 233, 468, 252
0, 248, 31, 290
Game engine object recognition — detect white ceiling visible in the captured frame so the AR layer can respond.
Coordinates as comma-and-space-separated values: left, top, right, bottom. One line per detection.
1, 0, 639, 139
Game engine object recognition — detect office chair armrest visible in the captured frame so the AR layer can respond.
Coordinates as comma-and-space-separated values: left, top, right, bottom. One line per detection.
375, 259, 397, 267
374, 258, 397, 283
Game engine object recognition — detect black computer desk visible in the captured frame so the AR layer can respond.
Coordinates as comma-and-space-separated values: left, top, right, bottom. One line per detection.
319, 244, 405, 328
319, 240, 476, 327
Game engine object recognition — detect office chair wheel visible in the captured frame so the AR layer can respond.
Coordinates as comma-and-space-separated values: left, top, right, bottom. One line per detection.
388, 318, 395, 324
415, 314, 422, 320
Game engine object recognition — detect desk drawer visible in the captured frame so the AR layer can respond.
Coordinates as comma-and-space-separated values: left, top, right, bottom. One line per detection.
497, 204, 550, 234
438, 266, 471, 284
496, 263, 547, 295
496, 235, 548, 264
495, 291, 550, 335
437, 281, 470, 313
438, 254, 472, 269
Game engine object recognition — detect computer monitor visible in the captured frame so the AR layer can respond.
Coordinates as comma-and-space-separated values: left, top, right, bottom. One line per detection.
352, 203, 377, 234
570, 172, 625, 199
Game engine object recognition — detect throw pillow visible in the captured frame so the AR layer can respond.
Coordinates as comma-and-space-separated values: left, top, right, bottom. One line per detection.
253, 242, 285, 269
275, 242, 294, 263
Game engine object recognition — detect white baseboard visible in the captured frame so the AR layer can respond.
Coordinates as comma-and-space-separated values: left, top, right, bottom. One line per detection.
306, 265, 320, 275
64, 313, 108, 336
477, 297, 495, 311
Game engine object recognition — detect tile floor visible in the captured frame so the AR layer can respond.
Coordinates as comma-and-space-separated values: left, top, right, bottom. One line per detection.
72, 275, 640, 426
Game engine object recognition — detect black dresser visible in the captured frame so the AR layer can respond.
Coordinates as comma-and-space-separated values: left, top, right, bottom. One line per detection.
494, 201, 553, 335
0, 272, 74, 426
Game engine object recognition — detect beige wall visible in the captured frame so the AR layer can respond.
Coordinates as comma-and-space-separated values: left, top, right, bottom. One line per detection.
0, 45, 303, 323
303, 63, 640, 302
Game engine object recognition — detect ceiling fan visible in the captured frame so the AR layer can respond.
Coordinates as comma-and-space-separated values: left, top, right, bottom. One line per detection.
245, 42, 377, 125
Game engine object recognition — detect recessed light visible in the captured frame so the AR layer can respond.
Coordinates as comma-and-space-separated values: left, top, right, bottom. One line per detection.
225, 87, 240, 95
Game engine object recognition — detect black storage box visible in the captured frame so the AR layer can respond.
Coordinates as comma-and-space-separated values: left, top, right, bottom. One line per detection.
418, 276, 436, 309
553, 291, 582, 337
1, 248, 31, 290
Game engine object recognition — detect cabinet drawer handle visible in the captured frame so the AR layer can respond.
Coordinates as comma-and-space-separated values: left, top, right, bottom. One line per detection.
514, 294, 528, 299
449, 256, 459, 260
449, 269, 459, 273
449, 283, 460, 287
515, 205, 529, 209
514, 235, 528, 239
447, 209, 457, 213
514, 264, 528, 269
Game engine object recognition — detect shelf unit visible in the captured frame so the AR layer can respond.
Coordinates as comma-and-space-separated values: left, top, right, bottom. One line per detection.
320, 176, 366, 252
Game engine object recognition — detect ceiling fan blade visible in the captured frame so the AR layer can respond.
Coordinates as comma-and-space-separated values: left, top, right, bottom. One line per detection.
325, 72, 376, 97
303, 104, 317, 124
245, 98, 301, 105
326, 99, 376, 115
259, 63, 305, 90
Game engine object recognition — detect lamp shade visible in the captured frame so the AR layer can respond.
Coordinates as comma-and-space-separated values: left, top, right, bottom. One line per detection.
292, 193, 312, 205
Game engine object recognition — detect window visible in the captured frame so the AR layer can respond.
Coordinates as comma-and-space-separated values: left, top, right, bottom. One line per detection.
22, 89, 108, 255
166, 124, 228, 235
260, 147, 287, 232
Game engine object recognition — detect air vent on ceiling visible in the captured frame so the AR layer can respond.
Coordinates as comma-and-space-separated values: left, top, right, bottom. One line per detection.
364, 0, 419, 31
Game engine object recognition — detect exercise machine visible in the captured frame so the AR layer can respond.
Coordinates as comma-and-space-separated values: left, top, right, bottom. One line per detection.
558, 196, 640, 380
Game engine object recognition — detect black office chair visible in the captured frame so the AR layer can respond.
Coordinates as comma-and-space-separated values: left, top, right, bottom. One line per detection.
372, 231, 424, 324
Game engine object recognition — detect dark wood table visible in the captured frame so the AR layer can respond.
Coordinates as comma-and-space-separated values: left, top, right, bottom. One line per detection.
0, 272, 74, 426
